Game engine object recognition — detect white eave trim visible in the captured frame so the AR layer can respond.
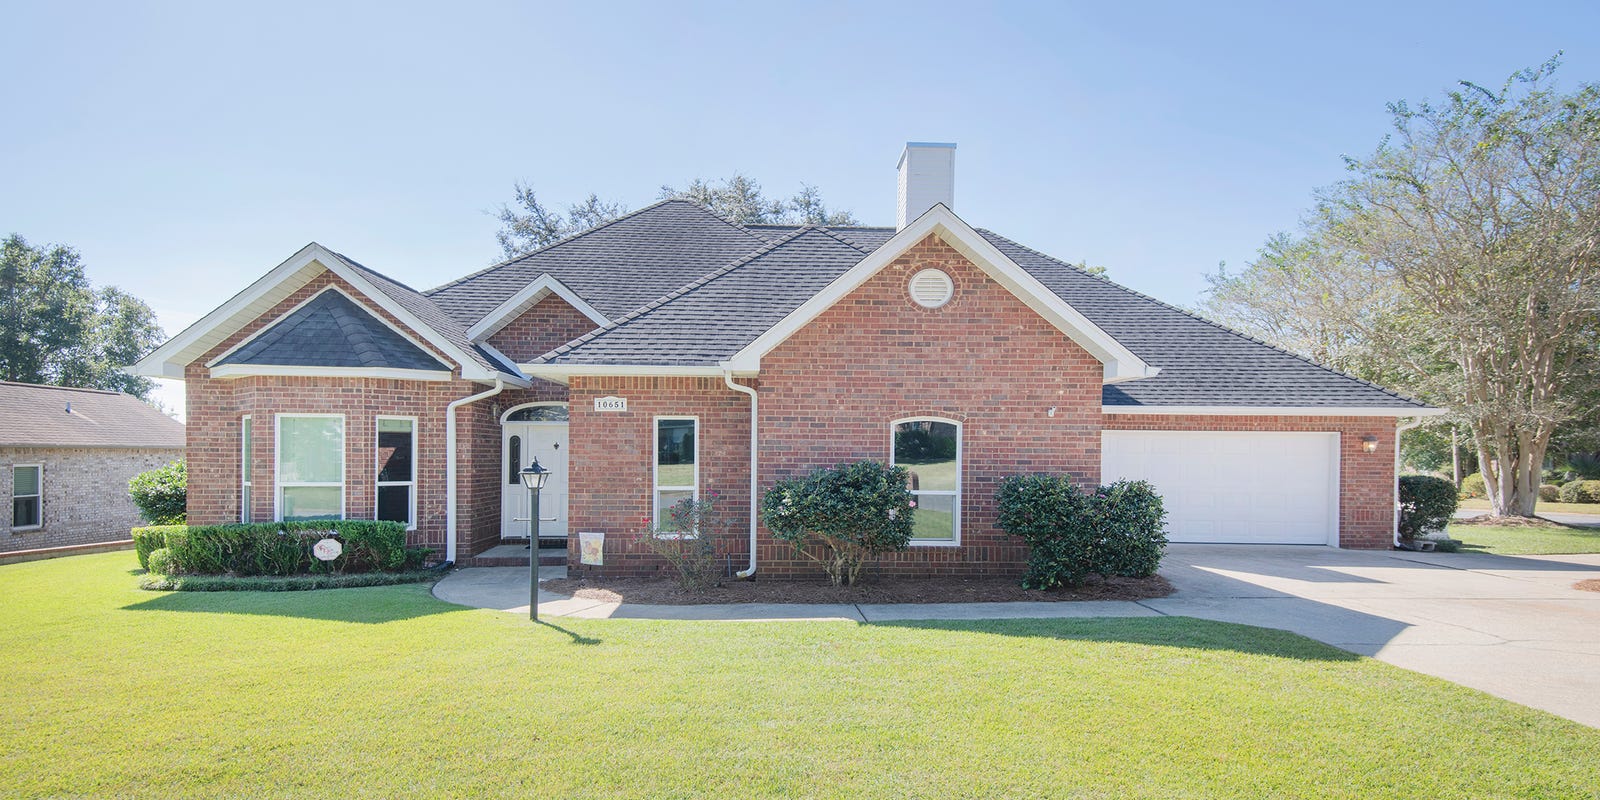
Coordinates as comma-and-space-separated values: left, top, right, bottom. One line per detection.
720, 204, 1156, 384
210, 365, 455, 381
1102, 405, 1448, 417
464, 275, 609, 342
520, 363, 753, 385
132, 242, 502, 381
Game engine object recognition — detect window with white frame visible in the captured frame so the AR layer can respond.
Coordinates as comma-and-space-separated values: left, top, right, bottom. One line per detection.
12, 465, 41, 529
653, 417, 698, 531
891, 418, 960, 544
276, 414, 344, 521
376, 417, 416, 529
240, 415, 252, 523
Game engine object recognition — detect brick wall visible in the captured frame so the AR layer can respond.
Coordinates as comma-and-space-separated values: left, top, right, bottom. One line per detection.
486, 295, 601, 363
2, 446, 183, 552
1103, 414, 1397, 549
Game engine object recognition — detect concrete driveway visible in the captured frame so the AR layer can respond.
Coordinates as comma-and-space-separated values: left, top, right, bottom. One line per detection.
1156, 544, 1600, 728
435, 545, 1600, 728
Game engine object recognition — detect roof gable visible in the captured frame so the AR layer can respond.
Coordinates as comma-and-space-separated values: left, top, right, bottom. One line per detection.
210, 288, 450, 373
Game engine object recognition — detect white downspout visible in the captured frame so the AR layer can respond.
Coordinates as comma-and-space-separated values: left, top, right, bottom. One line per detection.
1394, 416, 1426, 548
446, 379, 505, 563
723, 369, 759, 579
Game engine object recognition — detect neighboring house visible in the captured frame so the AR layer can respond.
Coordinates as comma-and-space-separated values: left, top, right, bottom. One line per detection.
133, 143, 1442, 578
0, 382, 185, 552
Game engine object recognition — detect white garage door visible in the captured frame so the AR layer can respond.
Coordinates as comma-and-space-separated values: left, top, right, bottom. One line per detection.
1101, 431, 1339, 545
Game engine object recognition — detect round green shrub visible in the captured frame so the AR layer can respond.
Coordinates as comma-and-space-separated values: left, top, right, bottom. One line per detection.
1539, 484, 1562, 502
1560, 480, 1600, 504
128, 460, 187, 525
1459, 472, 1486, 499
1398, 475, 1458, 541
146, 547, 177, 576
761, 460, 916, 586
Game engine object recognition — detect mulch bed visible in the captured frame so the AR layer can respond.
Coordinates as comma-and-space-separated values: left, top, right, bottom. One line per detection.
1453, 514, 1573, 528
540, 574, 1173, 606
1575, 579, 1600, 594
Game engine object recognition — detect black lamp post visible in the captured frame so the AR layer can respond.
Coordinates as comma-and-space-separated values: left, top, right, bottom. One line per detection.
519, 457, 551, 621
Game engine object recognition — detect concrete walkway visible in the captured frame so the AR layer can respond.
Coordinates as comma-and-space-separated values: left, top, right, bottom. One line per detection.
432, 544, 1600, 728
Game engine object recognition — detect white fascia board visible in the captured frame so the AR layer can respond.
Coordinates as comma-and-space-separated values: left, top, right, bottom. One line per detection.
721, 204, 1154, 382
474, 341, 533, 387
1102, 405, 1448, 417
209, 365, 455, 381
520, 363, 741, 385
464, 275, 610, 341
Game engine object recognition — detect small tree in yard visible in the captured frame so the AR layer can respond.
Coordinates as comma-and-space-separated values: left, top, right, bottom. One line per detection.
128, 460, 186, 525
761, 461, 915, 586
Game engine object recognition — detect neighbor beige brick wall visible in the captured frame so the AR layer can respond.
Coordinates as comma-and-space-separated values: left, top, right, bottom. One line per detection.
1, 446, 183, 552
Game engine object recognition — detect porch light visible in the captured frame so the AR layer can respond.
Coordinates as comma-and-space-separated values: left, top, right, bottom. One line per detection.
1361, 435, 1379, 453
520, 457, 552, 621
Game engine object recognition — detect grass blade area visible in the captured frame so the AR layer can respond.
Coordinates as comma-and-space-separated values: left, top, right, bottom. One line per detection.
3, 552, 1599, 798
1448, 523, 1600, 555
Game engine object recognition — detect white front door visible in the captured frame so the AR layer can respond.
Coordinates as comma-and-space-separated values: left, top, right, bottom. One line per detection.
1101, 431, 1339, 545
502, 421, 569, 540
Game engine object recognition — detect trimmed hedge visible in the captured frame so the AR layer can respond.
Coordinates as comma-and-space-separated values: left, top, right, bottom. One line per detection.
1398, 475, 1458, 541
1559, 480, 1600, 504
761, 461, 915, 586
1539, 484, 1562, 502
139, 570, 439, 592
995, 474, 1167, 590
140, 521, 427, 577
128, 460, 187, 525
132, 524, 186, 570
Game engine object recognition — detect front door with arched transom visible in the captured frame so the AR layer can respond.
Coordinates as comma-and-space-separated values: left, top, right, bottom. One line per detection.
501, 403, 569, 541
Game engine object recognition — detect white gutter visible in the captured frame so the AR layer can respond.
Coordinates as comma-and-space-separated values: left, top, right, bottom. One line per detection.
722, 368, 759, 578
445, 379, 506, 563
1394, 416, 1427, 548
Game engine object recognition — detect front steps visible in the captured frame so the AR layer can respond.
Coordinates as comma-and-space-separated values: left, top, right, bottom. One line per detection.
462, 543, 567, 567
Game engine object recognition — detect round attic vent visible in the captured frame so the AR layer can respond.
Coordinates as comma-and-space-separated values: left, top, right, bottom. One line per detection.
909, 268, 954, 308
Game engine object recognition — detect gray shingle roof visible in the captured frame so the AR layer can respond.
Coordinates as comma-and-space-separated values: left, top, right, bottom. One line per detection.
509, 203, 1425, 410
215, 289, 450, 372
538, 227, 871, 366
0, 382, 184, 449
425, 200, 776, 324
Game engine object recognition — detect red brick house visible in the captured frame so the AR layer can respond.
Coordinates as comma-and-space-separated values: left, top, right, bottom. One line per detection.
133, 143, 1441, 578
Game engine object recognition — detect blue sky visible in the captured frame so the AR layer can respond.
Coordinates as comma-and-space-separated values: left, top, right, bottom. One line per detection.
3, 0, 1596, 417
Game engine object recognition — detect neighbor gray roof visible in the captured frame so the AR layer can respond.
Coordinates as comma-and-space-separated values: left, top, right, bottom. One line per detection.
513, 208, 1425, 410
214, 289, 450, 372
0, 382, 184, 449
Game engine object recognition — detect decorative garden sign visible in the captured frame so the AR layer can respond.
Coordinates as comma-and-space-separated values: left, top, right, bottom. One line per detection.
312, 538, 344, 562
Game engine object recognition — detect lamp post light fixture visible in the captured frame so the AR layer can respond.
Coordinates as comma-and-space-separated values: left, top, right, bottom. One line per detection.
519, 457, 551, 621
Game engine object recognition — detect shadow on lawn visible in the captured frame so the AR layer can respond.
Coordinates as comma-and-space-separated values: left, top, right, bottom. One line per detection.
121, 585, 457, 625
537, 619, 602, 645
867, 616, 1363, 662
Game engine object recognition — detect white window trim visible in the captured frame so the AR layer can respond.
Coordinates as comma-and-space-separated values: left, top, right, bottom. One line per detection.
890, 417, 962, 547
653, 416, 700, 536
274, 413, 346, 523
11, 464, 42, 531
241, 415, 252, 523
375, 415, 418, 531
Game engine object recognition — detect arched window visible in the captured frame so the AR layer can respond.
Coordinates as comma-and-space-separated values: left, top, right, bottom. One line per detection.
891, 418, 960, 544
504, 405, 568, 422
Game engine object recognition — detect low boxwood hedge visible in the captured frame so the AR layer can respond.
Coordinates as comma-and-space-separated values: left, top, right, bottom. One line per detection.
136, 521, 429, 577
995, 474, 1168, 589
138, 570, 440, 592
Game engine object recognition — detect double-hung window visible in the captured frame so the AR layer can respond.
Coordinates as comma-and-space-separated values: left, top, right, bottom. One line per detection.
376, 417, 416, 529
240, 415, 252, 523
891, 418, 961, 544
276, 414, 345, 521
12, 465, 41, 530
653, 417, 698, 532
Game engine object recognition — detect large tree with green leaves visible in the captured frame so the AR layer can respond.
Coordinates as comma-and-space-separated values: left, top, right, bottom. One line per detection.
1202, 58, 1600, 518
494, 174, 858, 260
0, 234, 164, 398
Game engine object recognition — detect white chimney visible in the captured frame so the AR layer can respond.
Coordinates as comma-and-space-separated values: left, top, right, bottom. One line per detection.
896, 141, 956, 229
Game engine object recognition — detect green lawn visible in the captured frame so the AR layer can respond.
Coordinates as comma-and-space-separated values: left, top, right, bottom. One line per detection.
1459, 497, 1600, 515
4, 554, 1600, 798
1448, 522, 1600, 555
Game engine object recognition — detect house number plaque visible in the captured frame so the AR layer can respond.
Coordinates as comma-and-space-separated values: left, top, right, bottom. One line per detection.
593, 396, 628, 412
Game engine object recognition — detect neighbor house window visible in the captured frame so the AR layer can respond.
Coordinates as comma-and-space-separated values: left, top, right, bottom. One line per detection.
376, 417, 416, 530
240, 415, 252, 523
276, 414, 344, 521
891, 418, 960, 544
12, 465, 41, 530
654, 417, 698, 529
